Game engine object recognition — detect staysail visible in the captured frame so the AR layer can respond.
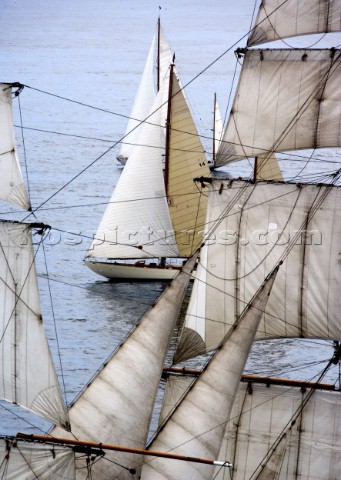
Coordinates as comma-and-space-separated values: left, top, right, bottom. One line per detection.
0, 83, 31, 210
0, 221, 69, 428
141, 266, 278, 480
216, 49, 341, 166
175, 179, 341, 363
51, 254, 198, 479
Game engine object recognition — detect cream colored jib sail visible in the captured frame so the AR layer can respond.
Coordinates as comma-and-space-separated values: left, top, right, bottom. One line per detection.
85, 65, 210, 280
0, 83, 31, 210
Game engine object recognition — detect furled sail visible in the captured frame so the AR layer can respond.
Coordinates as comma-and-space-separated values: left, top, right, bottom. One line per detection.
0, 221, 69, 428
215, 381, 341, 480
216, 49, 341, 166
165, 69, 211, 256
0, 438, 75, 480
86, 88, 180, 260
0, 83, 31, 210
141, 266, 278, 480
175, 180, 341, 363
248, 0, 341, 47
51, 254, 198, 480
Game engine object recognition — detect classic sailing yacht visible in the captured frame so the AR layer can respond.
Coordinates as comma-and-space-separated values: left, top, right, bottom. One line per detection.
84, 63, 211, 280
1, 1, 341, 479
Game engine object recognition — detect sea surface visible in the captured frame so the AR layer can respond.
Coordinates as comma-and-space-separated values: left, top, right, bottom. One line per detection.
0, 0, 340, 436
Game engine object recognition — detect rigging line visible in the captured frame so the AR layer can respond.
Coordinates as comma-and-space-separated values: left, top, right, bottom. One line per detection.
0, 179, 321, 218
249, 360, 335, 480
15, 444, 41, 480
41, 240, 68, 407
0, 449, 10, 479
0, 402, 50, 436
101, 454, 138, 475
22, 84, 140, 122
17, 94, 31, 205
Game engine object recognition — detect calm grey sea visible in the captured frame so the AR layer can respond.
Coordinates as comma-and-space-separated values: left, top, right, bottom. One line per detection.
0, 0, 339, 435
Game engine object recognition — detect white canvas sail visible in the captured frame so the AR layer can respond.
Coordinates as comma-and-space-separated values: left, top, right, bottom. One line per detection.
216, 49, 341, 166
0, 83, 31, 210
215, 382, 341, 480
0, 438, 75, 480
248, 0, 341, 47
0, 221, 69, 428
51, 254, 198, 480
116, 34, 156, 164
117, 23, 173, 165
141, 266, 278, 480
87, 88, 180, 260
166, 70, 211, 256
175, 180, 341, 363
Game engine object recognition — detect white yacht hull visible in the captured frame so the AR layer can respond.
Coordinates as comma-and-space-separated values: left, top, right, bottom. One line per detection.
84, 260, 182, 280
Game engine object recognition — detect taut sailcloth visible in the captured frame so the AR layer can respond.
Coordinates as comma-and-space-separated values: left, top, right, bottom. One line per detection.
116, 19, 172, 167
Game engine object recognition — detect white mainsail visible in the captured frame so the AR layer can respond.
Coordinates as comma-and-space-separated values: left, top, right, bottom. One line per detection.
51, 254, 198, 480
0, 83, 31, 210
0, 438, 75, 480
87, 87, 179, 260
216, 381, 341, 480
248, 0, 341, 47
175, 179, 341, 363
216, 49, 341, 166
165, 69, 211, 256
141, 266, 278, 480
0, 221, 69, 428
